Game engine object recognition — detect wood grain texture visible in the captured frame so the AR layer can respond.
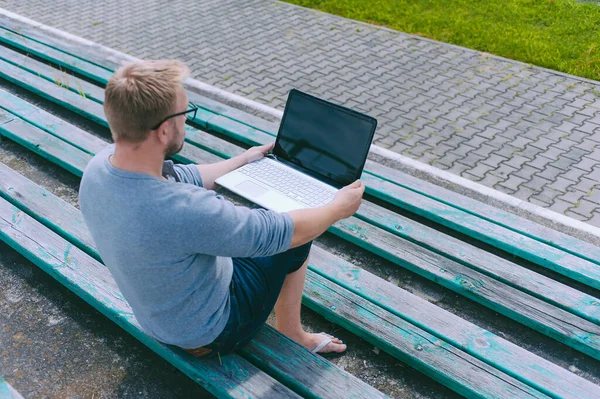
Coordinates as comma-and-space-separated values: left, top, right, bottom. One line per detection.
308, 247, 600, 399
0, 45, 105, 103
356, 200, 600, 326
1, 124, 596, 398
330, 216, 600, 360
0, 198, 301, 399
0, 26, 113, 84
302, 272, 550, 399
0, 23, 596, 272
4, 92, 600, 363
360, 173, 600, 290
0, 195, 550, 399
0, 87, 107, 154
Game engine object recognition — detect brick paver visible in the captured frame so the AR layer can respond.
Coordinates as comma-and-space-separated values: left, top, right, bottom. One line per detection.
3, 0, 600, 225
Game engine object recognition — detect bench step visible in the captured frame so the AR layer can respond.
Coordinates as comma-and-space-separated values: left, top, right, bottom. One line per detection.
1, 98, 598, 398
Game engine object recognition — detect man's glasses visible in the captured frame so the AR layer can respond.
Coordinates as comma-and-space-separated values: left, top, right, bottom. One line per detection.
151, 103, 198, 130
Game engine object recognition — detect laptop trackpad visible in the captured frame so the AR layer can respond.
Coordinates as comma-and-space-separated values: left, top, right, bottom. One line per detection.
236, 180, 268, 198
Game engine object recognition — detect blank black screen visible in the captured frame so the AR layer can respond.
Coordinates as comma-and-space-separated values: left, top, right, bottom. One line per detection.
274, 91, 376, 187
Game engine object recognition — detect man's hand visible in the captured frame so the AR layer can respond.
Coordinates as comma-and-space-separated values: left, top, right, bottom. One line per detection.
244, 143, 275, 164
329, 180, 365, 219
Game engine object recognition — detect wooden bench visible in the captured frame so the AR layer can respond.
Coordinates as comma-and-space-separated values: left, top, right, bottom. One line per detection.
0, 16, 599, 398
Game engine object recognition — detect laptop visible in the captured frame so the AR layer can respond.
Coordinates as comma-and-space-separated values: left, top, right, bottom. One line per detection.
215, 89, 377, 213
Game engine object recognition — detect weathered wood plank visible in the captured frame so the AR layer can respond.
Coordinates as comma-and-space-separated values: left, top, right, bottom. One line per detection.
302, 273, 550, 399
1, 115, 596, 399
0, 196, 550, 399
2, 24, 597, 273
0, 57, 107, 126
0, 377, 24, 399
0, 198, 302, 399
331, 216, 600, 360
0, 45, 105, 103
356, 201, 600, 326
5, 95, 600, 363
0, 26, 113, 84
308, 247, 600, 399
364, 159, 600, 266
0, 87, 106, 155
0, 111, 91, 177
240, 328, 391, 399
360, 173, 600, 290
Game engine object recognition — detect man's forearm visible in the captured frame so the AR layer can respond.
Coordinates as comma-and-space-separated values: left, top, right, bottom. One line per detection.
196, 155, 247, 190
288, 204, 341, 248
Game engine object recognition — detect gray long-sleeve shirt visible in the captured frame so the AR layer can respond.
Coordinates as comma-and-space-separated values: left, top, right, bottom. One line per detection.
79, 145, 294, 348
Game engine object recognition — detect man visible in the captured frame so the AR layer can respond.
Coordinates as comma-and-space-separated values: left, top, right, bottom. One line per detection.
79, 60, 364, 357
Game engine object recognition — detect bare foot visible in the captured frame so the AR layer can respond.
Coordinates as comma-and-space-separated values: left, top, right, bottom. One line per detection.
287, 331, 347, 354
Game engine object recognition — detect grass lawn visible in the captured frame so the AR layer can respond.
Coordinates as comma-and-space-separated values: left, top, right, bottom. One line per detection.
283, 0, 600, 81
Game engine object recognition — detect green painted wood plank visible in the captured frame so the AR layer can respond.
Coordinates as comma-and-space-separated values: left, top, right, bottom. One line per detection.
0, 377, 24, 399
355, 201, 600, 326
0, 87, 106, 155
308, 247, 600, 399
3, 161, 596, 399
5, 93, 600, 364
360, 173, 600, 290
0, 17, 119, 73
2, 105, 596, 399
302, 273, 550, 399
0, 26, 113, 84
0, 198, 301, 399
330, 215, 600, 360
0, 57, 107, 126
0, 190, 549, 399
364, 159, 600, 266
2, 22, 596, 271
0, 45, 105, 104
0, 110, 91, 177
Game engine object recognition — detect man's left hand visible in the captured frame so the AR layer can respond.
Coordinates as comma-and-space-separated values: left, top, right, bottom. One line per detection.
244, 142, 275, 164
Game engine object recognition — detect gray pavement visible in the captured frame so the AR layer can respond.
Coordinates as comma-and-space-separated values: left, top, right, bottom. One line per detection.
2, 0, 600, 225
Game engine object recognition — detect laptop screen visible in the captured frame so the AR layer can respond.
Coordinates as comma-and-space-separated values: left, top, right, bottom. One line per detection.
273, 90, 377, 188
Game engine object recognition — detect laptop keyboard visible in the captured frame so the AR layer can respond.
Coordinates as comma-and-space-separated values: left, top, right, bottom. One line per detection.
239, 159, 336, 207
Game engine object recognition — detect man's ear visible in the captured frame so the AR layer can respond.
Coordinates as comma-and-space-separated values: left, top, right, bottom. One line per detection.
155, 124, 170, 146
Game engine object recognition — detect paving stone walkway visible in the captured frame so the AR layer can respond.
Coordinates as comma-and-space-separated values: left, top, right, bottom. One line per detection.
3, 0, 600, 226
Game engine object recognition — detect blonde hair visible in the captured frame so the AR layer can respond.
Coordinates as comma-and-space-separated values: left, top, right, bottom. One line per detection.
104, 60, 189, 142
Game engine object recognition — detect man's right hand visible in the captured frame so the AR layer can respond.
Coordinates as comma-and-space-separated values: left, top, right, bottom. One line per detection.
330, 180, 365, 219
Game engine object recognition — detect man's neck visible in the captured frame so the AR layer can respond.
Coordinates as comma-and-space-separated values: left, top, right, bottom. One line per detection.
110, 142, 164, 179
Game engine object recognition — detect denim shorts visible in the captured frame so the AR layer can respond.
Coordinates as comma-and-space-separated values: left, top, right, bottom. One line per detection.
198, 241, 312, 355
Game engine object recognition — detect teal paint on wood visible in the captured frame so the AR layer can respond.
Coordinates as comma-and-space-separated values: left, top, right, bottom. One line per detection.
307, 247, 600, 399
1, 24, 597, 271
0, 88, 107, 155
1, 118, 596, 399
0, 57, 107, 127
4, 92, 600, 366
0, 26, 113, 84
355, 201, 600, 326
360, 173, 600, 290
0, 191, 550, 399
0, 377, 24, 399
0, 199, 302, 399
328, 216, 600, 361
0, 45, 105, 104
364, 159, 600, 266
0, 110, 91, 177
301, 273, 551, 399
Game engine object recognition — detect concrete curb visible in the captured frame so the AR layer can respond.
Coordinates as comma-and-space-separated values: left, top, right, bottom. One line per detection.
1, 7, 599, 243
